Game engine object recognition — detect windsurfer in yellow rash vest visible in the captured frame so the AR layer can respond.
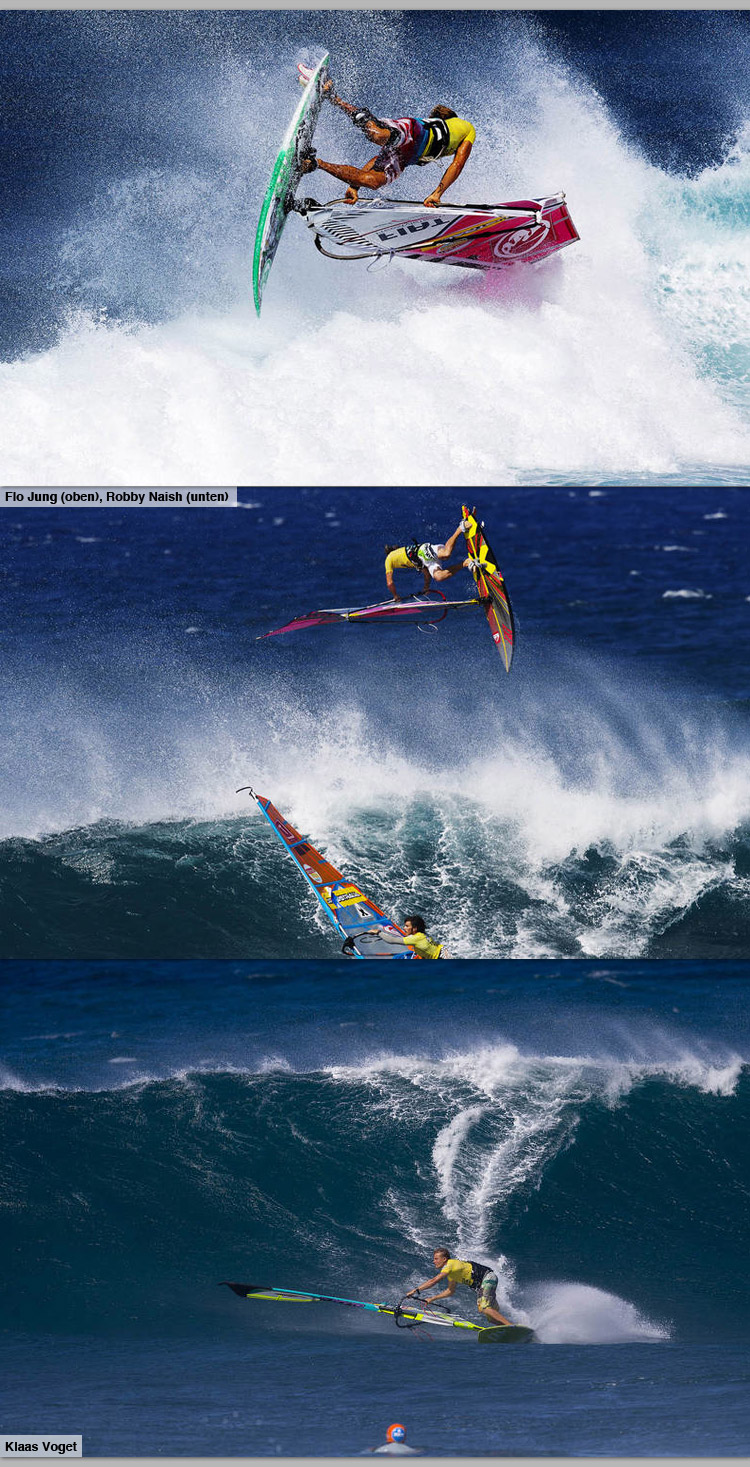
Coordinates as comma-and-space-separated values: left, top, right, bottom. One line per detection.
406, 1248, 513, 1325
296, 65, 475, 208
352, 915, 448, 960
384, 516, 473, 602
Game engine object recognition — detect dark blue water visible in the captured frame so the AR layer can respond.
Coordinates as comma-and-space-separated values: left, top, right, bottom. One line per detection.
3, 961, 750, 1454
1, 11, 748, 483
1, 488, 749, 959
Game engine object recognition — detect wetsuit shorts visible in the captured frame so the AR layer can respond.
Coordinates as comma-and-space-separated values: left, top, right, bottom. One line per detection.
373, 118, 430, 182
477, 1270, 499, 1310
417, 543, 443, 577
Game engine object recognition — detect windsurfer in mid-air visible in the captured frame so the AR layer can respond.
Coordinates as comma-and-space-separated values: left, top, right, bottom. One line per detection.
406, 1248, 513, 1326
384, 515, 474, 602
297, 64, 475, 208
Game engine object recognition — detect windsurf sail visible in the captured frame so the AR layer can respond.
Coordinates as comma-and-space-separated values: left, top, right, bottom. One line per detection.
297, 192, 578, 272
221, 1282, 534, 1342
253, 52, 329, 314
238, 787, 414, 959
258, 590, 481, 640
462, 506, 515, 672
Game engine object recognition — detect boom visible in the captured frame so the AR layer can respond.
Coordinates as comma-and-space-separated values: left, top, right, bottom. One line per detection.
221, 1282, 534, 1342
258, 590, 481, 639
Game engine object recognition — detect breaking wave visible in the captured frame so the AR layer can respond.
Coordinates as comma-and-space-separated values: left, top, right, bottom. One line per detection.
1, 12, 749, 483
3, 1041, 747, 1341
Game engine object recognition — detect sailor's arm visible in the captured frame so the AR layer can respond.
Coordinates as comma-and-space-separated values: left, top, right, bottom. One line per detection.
385, 551, 404, 601
424, 139, 473, 208
425, 1279, 456, 1303
326, 90, 394, 148
370, 927, 408, 947
406, 1273, 445, 1297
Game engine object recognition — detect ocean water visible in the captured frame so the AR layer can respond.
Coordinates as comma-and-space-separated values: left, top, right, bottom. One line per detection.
3, 961, 750, 1455
1, 11, 749, 485
1, 487, 749, 960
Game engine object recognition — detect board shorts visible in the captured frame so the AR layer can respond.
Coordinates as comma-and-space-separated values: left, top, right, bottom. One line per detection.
417, 542, 443, 576
373, 117, 430, 182
477, 1270, 499, 1311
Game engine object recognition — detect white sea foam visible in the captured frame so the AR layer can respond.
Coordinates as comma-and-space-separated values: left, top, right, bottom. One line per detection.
522, 1282, 670, 1344
662, 588, 712, 600
1, 632, 749, 956
324, 1039, 739, 1339
1, 32, 749, 483
326, 1042, 744, 1251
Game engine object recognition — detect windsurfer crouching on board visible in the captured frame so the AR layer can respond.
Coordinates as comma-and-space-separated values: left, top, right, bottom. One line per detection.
297, 64, 475, 208
385, 517, 473, 602
406, 1248, 513, 1326
343, 916, 448, 959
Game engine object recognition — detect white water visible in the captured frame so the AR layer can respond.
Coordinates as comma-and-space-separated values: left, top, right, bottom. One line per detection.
2, 633, 750, 956
524, 1282, 669, 1344
1, 29, 749, 484
328, 1040, 743, 1342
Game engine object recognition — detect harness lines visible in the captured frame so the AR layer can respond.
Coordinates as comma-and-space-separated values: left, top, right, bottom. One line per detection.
469, 1261, 491, 1290
416, 116, 452, 163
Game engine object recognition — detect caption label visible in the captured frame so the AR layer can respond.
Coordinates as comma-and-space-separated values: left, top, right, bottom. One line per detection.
2, 1442, 82, 1458
2, 490, 236, 508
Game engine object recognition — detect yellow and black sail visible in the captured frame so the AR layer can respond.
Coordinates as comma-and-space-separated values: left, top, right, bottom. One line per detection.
462, 505, 515, 672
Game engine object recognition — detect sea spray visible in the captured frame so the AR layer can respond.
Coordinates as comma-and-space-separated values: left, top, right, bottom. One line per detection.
1, 15, 749, 482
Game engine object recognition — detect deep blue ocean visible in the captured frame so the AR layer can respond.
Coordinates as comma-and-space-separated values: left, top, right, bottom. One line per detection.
2, 961, 750, 1455
0, 11, 749, 484
0, 487, 749, 961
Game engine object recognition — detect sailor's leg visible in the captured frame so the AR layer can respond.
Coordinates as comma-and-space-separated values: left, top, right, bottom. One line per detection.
316, 159, 388, 192
431, 562, 467, 583
477, 1275, 512, 1328
479, 1302, 514, 1326
325, 92, 393, 150
437, 523, 467, 559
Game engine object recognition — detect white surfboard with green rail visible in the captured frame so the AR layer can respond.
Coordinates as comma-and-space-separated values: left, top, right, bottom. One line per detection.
252, 53, 330, 315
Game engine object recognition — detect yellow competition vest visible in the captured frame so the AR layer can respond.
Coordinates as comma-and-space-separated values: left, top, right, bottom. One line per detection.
403, 930, 443, 960
420, 117, 476, 162
385, 547, 414, 576
440, 1258, 474, 1287
446, 118, 476, 152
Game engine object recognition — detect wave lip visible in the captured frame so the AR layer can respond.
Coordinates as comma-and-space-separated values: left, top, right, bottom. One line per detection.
2, 1049, 748, 1339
